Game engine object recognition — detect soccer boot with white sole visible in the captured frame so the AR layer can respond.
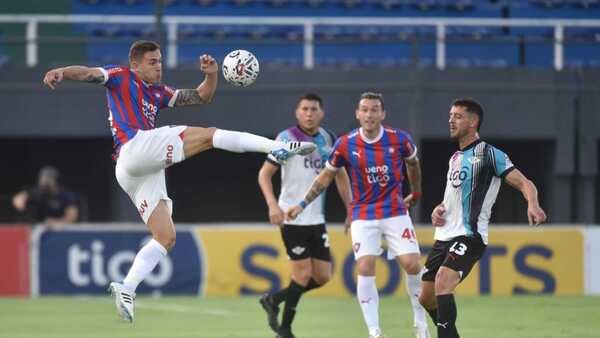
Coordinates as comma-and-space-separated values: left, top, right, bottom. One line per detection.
259, 294, 280, 333
270, 142, 316, 164
415, 325, 431, 338
108, 282, 135, 323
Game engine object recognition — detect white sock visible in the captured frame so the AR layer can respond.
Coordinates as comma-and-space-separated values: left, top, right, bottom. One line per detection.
122, 239, 167, 292
406, 272, 428, 329
212, 129, 282, 153
357, 275, 380, 334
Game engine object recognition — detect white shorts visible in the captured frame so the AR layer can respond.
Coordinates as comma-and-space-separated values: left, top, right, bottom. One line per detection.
115, 125, 187, 223
350, 214, 421, 260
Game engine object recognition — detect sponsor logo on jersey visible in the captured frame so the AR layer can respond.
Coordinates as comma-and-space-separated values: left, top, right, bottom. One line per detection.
166, 144, 174, 165
142, 99, 158, 126
365, 165, 391, 187
449, 166, 469, 188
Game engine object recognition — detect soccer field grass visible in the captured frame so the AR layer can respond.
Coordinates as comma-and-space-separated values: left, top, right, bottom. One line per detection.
2, 295, 598, 338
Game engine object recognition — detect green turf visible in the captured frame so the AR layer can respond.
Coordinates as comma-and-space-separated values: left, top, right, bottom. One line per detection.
1, 295, 598, 338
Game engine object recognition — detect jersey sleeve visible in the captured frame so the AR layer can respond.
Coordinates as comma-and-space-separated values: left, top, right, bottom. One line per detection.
326, 137, 347, 171
491, 146, 515, 178
266, 131, 290, 166
158, 84, 179, 109
399, 130, 418, 160
96, 65, 127, 88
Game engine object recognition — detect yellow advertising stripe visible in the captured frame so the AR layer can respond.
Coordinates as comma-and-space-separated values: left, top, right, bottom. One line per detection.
195, 226, 583, 296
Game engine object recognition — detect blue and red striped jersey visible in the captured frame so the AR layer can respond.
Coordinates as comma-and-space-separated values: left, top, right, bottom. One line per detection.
327, 126, 417, 220
98, 65, 178, 158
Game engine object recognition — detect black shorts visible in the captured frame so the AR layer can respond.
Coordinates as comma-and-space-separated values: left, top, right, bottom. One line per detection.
422, 234, 487, 282
280, 224, 331, 261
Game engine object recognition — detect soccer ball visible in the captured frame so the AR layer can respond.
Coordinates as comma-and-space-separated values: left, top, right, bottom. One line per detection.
222, 50, 260, 87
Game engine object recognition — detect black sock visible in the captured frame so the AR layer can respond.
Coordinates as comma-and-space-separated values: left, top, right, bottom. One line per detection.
270, 287, 288, 305
303, 278, 322, 293
280, 280, 305, 330
436, 294, 459, 338
427, 308, 437, 325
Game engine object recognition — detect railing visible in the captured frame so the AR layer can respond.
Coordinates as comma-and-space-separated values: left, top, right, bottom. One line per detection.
0, 14, 599, 70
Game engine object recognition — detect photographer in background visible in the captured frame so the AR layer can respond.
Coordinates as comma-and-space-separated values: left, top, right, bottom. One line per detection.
12, 165, 78, 226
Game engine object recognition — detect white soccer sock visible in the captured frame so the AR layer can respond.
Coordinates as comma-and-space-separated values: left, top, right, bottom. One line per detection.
357, 275, 380, 334
122, 239, 167, 293
406, 272, 428, 329
212, 129, 281, 153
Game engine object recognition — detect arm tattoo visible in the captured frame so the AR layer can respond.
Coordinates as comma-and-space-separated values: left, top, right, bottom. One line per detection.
175, 89, 204, 106
83, 73, 104, 84
304, 181, 326, 205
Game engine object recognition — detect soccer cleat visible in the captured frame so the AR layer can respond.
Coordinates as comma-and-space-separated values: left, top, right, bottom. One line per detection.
276, 327, 296, 338
415, 325, 431, 338
259, 294, 280, 334
270, 142, 316, 163
108, 282, 135, 323
368, 329, 387, 338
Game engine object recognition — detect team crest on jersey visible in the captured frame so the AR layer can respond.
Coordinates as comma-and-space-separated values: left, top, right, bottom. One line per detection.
388, 147, 395, 154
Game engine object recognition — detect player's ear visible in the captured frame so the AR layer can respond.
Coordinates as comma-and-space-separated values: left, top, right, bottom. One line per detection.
381, 110, 386, 121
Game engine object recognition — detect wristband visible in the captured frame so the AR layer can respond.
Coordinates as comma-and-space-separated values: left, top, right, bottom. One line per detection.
299, 200, 308, 209
411, 191, 422, 200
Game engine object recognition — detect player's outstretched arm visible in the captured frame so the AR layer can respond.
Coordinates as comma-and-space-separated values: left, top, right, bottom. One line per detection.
174, 54, 218, 106
258, 161, 284, 226
43, 66, 105, 89
285, 168, 337, 221
505, 169, 547, 226
404, 156, 423, 208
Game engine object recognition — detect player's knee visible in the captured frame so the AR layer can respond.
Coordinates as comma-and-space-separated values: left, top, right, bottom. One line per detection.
435, 269, 458, 294
156, 233, 176, 251
403, 259, 421, 275
292, 269, 312, 285
313, 270, 331, 285
356, 259, 376, 276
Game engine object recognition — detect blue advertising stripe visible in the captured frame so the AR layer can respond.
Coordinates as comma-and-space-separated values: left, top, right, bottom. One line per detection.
38, 229, 203, 295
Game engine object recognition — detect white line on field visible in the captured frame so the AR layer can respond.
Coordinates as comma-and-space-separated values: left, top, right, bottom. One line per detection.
76, 297, 237, 316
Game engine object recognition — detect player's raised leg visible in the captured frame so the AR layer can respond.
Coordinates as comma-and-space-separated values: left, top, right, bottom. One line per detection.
110, 200, 173, 322
180, 127, 316, 163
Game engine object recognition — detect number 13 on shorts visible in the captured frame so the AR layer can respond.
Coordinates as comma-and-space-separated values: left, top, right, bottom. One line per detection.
449, 241, 468, 255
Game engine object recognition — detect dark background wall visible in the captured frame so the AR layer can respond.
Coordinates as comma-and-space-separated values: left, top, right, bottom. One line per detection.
0, 67, 597, 224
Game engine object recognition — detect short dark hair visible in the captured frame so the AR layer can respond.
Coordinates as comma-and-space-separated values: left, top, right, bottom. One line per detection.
298, 93, 323, 109
452, 98, 484, 131
359, 92, 385, 110
129, 40, 161, 63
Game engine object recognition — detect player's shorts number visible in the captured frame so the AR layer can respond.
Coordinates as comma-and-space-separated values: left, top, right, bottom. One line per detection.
449, 241, 468, 256
401, 228, 417, 240
322, 233, 330, 248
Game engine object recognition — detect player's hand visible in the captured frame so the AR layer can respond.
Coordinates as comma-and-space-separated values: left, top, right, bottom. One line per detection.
431, 203, 446, 227
343, 215, 351, 235
527, 204, 547, 226
285, 205, 303, 222
199, 54, 218, 75
268, 204, 284, 227
403, 191, 422, 209
43, 68, 64, 90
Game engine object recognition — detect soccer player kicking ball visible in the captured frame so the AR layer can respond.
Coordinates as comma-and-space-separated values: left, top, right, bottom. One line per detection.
42, 40, 316, 323
286, 92, 430, 338
418, 98, 547, 338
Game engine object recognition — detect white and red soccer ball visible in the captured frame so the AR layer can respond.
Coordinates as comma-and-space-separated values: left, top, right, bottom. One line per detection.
222, 49, 260, 87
